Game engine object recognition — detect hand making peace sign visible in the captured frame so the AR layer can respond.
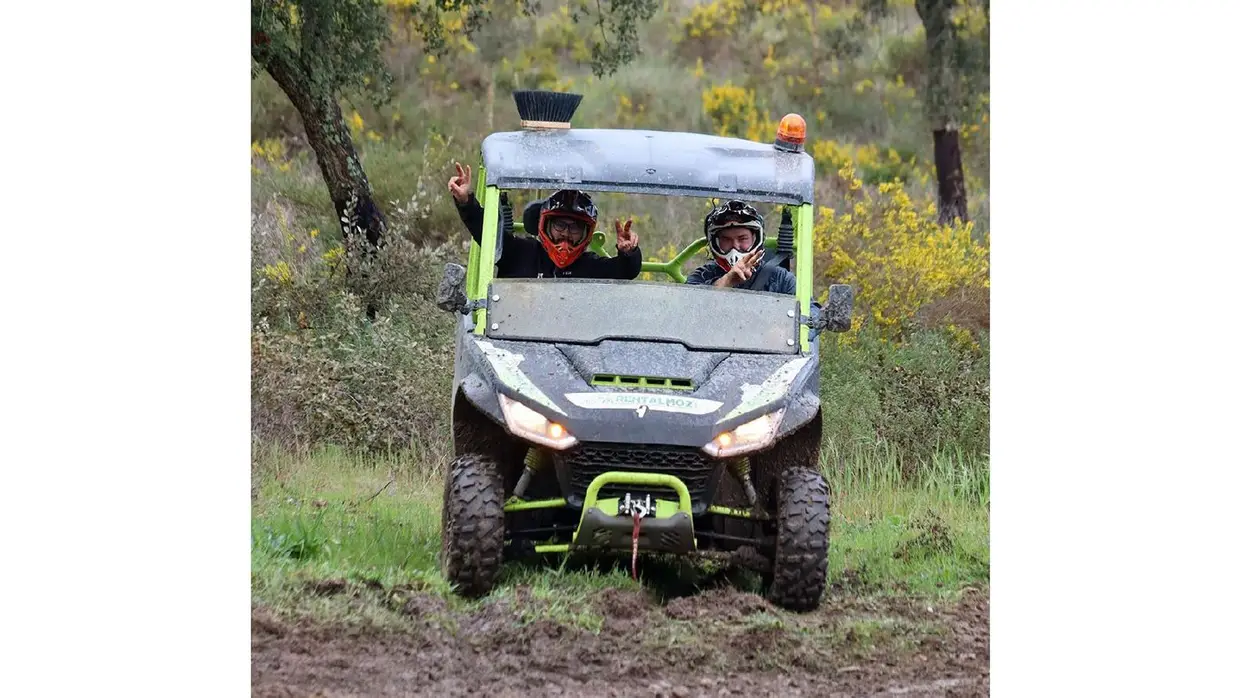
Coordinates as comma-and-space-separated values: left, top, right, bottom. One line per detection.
614, 219, 639, 253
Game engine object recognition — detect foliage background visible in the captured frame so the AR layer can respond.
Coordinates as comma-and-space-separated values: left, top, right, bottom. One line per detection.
251, 0, 990, 465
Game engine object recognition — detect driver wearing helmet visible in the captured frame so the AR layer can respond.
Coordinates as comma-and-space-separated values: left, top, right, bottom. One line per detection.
448, 162, 642, 279
686, 200, 796, 295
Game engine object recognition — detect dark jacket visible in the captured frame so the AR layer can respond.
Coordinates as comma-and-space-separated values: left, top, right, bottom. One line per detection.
685, 259, 798, 295
455, 194, 642, 280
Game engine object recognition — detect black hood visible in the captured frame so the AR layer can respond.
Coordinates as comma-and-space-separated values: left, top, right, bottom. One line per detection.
459, 336, 820, 449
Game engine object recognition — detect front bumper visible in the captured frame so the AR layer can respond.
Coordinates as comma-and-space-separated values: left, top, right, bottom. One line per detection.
571, 471, 697, 554
553, 443, 726, 516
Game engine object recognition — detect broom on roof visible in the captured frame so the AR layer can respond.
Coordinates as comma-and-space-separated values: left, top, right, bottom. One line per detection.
513, 90, 583, 130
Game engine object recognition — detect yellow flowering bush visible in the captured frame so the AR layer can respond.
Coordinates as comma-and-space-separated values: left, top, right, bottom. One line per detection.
815, 171, 989, 339
680, 0, 809, 42
321, 245, 346, 267
764, 3, 861, 66
701, 82, 778, 142
811, 139, 930, 188
386, 0, 522, 101
495, 45, 560, 91
539, 5, 593, 63
688, 57, 705, 79
252, 200, 348, 326
676, 0, 808, 63
679, 0, 747, 41
386, 0, 479, 53
701, 82, 752, 136
251, 138, 292, 173
960, 94, 990, 172
262, 260, 293, 285
614, 92, 651, 129
677, 0, 881, 135
346, 110, 365, 138
952, 1, 989, 37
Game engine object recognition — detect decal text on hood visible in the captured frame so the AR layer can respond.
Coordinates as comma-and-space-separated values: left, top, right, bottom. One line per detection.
565, 392, 723, 415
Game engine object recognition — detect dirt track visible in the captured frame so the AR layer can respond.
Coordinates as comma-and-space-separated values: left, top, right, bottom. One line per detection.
252, 585, 988, 697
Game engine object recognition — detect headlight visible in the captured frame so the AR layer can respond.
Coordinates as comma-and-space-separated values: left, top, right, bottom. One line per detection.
498, 394, 578, 450
703, 409, 785, 458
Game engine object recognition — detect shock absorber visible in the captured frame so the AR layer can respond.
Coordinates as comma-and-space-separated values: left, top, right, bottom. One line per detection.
728, 457, 758, 507
512, 447, 547, 500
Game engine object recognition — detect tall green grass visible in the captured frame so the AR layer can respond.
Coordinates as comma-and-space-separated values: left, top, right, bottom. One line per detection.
821, 443, 989, 595
251, 444, 989, 623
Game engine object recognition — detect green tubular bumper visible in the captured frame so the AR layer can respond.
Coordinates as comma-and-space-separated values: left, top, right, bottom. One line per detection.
580, 471, 694, 516
505, 472, 701, 554
573, 471, 696, 553
503, 497, 568, 512
533, 543, 570, 553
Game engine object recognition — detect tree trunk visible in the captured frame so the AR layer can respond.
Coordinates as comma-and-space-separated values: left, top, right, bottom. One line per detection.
916, 0, 969, 225
487, 68, 496, 132
257, 49, 386, 249
932, 127, 968, 224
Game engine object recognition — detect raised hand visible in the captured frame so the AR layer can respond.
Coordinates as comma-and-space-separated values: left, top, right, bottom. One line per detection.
448, 161, 472, 204
615, 218, 639, 253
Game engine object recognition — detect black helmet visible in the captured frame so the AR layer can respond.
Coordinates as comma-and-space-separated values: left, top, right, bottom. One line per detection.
704, 200, 764, 270
542, 189, 598, 221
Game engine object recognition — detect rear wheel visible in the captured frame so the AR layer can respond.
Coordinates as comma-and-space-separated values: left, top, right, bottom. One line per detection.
441, 454, 506, 598
766, 467, 830, 612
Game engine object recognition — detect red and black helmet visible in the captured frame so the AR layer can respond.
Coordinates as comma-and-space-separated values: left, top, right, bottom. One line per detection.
538, 189, 599, 268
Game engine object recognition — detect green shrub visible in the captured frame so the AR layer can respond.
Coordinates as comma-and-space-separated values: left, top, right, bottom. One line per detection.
251, 197, 463, 457
819, 327, 989, 462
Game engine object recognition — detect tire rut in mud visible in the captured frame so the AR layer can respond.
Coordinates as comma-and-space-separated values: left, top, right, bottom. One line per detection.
251, 586, 988, 697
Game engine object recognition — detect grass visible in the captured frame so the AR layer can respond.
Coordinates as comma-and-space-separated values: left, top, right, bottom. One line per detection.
820, 443, 989, 596
252, 446, 445, 582
251, 444, 989, 629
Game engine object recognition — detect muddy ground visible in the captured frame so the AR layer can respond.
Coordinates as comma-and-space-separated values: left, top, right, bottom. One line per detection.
252, 583, 988, 697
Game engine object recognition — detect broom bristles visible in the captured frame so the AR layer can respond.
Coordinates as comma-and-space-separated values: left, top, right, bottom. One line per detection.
513, 90, 582, 129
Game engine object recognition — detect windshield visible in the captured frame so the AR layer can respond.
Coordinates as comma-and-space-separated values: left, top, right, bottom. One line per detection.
485, 278, 801, 354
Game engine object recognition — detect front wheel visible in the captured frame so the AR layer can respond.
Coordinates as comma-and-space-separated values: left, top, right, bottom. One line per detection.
440, 453, 506, 598
766, 467, 830, 612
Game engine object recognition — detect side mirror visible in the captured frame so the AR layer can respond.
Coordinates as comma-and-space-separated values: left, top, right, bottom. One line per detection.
436, 263, 470, 314
822, 284, 854, 333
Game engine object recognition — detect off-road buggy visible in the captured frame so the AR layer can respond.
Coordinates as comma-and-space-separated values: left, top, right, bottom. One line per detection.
435, 91, 853, 612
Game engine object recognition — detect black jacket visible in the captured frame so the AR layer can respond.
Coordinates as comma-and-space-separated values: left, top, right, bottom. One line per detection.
685, 259, 798, 295
454, 194, 643, 280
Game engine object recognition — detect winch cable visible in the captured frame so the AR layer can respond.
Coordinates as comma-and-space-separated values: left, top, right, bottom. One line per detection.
631, 512, 642, 581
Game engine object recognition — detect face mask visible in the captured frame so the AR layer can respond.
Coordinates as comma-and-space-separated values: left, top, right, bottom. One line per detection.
721, 248, 746, 267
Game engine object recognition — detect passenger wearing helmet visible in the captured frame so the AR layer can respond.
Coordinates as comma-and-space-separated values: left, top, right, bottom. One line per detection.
448, 162, 642, 279
686, 200, 796, 295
